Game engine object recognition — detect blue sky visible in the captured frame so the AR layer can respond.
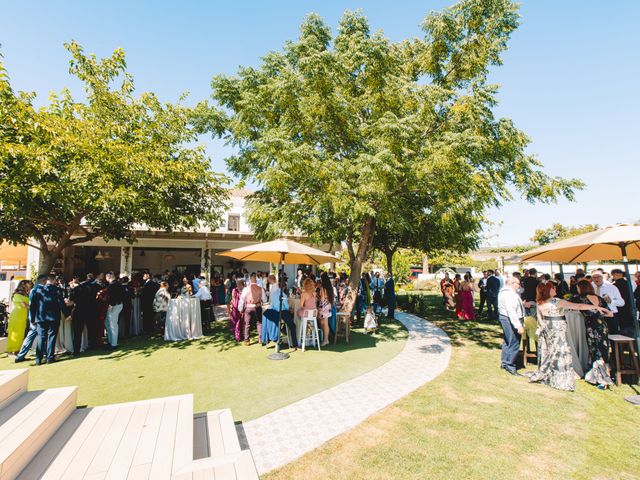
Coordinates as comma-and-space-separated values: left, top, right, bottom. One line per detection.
1, 0, 638, 246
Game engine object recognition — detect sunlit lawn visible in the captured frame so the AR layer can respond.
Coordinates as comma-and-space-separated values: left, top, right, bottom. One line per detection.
0, 320, 407, 422
266, 293, 640, 480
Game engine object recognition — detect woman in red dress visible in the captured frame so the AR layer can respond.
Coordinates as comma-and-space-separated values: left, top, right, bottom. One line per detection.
457, 281, 476, 320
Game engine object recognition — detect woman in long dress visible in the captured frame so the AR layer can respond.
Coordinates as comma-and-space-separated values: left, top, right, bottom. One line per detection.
457, 281, 475, 320
571, 279, 614, 388
7, 280, 31, 353
318, 273, 334, 346
528, 282, 609, 391
229, 279, 244, 341
153, 281, 171, 327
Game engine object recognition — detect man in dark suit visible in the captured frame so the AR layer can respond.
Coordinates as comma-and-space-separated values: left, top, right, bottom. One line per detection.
14, 275, 47, 363
611, 269, 633, 335
477, 271, 488, 317
69, 273, 99, 354
384, 274, 396, 319
485, 270, 501, 321
141, 272, 159, 333
30, 274, 69, 365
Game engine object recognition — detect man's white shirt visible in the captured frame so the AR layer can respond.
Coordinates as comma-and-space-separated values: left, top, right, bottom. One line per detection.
498, 287, 525, 329
592, 282, 624, 313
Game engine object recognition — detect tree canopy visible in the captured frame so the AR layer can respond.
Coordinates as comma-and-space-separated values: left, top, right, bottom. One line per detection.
201, 0, 584, 301
0, 43, 228, 274
530, 223, 599, 245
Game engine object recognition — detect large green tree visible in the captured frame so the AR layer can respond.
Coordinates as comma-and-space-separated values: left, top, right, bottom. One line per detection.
205, 0, 583, 308
0, 43, 228, 274
372, 187, 484, 277
531, 223, 599, 245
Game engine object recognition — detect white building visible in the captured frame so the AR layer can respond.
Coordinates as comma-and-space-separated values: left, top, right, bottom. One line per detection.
26, 190, 321, 281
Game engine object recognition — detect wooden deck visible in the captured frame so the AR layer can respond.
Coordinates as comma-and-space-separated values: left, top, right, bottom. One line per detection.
0, 369, 258, 480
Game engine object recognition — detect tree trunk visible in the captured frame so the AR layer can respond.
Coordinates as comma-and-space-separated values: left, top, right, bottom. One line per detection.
422, 254, 429, 274
38, 249, 59, 276
342, 216, 376, 313
385, 249, 394, 277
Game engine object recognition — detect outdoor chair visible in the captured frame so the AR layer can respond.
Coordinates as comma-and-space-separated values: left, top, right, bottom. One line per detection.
608, 334, 640, 386
299, 308, 321, 352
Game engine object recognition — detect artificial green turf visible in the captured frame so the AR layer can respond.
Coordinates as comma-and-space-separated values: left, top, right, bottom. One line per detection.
0, 320, 407, 421
267, 294, 640, 480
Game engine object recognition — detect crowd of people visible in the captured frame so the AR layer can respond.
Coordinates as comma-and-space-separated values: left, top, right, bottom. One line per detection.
494, 267, 639, 391
4, 265, 399, 363
438, 266, 640, 390
226, 268, 396, 348
5, 269, 231, 364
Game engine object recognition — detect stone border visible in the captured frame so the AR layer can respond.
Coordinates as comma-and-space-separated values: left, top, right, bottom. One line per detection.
239, 310, 451, 474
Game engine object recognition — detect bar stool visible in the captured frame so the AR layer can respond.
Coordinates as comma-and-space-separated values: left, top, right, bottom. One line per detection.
334, 311, 351, 344
609, 334, 640, 386
299, 309, 321, 352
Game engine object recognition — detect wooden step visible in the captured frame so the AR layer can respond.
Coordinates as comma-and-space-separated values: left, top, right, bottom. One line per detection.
0, 386, 77, 480
173, 451, 260, 480
17, 394, 193, 480
0, 369, 29, 410
193, 409, 241, 460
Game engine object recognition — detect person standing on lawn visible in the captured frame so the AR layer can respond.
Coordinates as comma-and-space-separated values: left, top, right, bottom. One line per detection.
477, 271, 488, 317
611, 269, 633, 335
591, 271, 624, 334
384, 274, 396, 319
239, 273, 267, 345
14, 275, 47, 363
485, 270, 501, 320
30, 274, 69, 365
141, 272, 159, 333
497, 276, 525, 375
105, 272, 124, 349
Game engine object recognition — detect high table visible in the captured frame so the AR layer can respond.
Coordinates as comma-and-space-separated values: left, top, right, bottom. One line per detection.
130, 297, 142, 336
55, 315, 88, 354
564, 311, 589, 377
164, 297, 203, 341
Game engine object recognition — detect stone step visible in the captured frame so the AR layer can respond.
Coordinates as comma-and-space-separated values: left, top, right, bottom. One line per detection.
193, 409, 241, 460
16, 394, 193, 480
173, 451, 259, 480
0, 386, 77, 480
0, 369, 29, 410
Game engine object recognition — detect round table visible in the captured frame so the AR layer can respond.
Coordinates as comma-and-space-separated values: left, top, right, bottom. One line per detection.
164, 297, 203, 341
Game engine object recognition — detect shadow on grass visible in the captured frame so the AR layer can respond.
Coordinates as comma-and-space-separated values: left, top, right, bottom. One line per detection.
398, 292, 503, 350
91, 318, 408, 361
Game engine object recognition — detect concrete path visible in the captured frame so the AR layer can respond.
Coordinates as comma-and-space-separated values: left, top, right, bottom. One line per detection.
239, 311, 452, 475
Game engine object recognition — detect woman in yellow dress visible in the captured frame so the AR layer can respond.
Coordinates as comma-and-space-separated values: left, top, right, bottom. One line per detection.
7, 280, 31, 353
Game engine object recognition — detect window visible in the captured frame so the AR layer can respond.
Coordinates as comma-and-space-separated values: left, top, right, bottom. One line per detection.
228, 214, 240, 232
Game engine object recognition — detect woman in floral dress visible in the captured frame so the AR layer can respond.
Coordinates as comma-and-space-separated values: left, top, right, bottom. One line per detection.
571, 279, 614, 388
528, 282, 609, 391
229, 279, 245, 341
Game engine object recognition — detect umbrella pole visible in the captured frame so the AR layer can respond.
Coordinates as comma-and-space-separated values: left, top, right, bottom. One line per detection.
268, 252, 289, 361
620, 244, 640, 360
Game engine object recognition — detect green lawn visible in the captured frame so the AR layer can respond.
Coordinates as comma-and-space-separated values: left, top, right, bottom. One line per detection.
266, 294, 640, 480
0, 320, 407, 421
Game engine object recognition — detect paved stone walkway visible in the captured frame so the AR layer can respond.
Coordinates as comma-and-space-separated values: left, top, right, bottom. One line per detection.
238, 311, 451, 475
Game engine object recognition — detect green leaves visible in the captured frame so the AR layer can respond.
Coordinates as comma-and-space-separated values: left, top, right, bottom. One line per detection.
531, 224, 599, 245
202, 1, 583, 266
0, 44, 228, 262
